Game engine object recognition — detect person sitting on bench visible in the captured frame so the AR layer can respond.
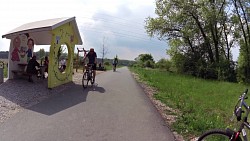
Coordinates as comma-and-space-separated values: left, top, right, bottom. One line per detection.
43, 56, 49, 78
26, 55, 41, 82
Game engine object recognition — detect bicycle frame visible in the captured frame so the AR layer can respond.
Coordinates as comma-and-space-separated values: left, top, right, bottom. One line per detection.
85, 64, 93, 80
197, 89, 250, 141
80, 48, 96, 88
232, 90, 250, 141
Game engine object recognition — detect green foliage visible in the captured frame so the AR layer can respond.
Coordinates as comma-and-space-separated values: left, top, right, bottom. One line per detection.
57, 45, 68, 60
134, 54, 155, 68
135, 54, 154, 62
217, 59, 237, 82
237, 41, 250, 83
130, 67, 248, 139
170, 52, 186, 73
104, 61, 110, 66
38, 48, 45, 60
104, 65, 113, 71
144, 60, 155, 68
145, 0, 246, 83
155, 58, 172, 71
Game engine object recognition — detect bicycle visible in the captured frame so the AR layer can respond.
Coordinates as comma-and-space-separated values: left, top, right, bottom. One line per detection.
82, 64, 95, 88
198, 89, 249, 141
113, 63, 116, 72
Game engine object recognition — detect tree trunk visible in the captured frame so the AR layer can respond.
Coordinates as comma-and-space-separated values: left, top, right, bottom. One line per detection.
234, 0, 250, 82
191, 13, 215, 63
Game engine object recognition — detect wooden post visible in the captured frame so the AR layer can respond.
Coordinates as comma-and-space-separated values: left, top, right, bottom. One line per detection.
76, 48, 79, 72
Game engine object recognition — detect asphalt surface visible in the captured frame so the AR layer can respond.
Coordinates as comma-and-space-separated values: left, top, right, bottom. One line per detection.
0, 67, 175, 141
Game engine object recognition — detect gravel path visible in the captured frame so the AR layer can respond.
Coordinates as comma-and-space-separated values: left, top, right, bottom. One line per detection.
0, 72, 84, 124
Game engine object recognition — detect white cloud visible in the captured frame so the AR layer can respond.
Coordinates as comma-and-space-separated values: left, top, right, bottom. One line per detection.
0, 0, 169, 61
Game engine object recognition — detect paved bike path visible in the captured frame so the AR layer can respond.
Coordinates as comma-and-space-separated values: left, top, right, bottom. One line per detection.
0, 67, 175, 141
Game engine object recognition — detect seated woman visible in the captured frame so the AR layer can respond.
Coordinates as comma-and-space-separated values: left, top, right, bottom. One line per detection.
43, 56, 49, 78
26, 56, 41, 82
59, 58, 66, 72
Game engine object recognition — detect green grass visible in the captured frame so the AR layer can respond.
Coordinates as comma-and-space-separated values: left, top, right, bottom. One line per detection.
0, 59, 8, 78
104, 65, 113, 71
130, 67, 249, 139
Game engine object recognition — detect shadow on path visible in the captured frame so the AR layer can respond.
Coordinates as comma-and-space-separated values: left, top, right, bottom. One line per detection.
0, 72, 106, 117
28, 83, 87, 115
27, 83, 106, 115
84, 83, 106, 93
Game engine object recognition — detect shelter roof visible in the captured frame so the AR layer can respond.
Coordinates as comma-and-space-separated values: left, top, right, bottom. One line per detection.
2, 17, 82, 45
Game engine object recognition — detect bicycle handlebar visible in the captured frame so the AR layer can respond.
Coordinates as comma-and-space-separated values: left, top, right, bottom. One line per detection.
235, 89, 249, 121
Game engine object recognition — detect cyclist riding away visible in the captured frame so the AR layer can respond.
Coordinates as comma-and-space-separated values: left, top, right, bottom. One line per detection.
113, 55, 118, 71
83, 48, 97, 83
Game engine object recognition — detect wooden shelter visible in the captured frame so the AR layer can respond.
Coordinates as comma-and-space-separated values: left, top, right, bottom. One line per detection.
2, 17, 83, 88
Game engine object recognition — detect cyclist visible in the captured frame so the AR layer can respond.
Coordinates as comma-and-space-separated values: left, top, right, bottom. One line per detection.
83, 48, 97, 83
112, 55, 118, 71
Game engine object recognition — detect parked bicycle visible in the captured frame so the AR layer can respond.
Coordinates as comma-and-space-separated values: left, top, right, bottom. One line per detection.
198, 89, 249, 141
82, 63, 95, 88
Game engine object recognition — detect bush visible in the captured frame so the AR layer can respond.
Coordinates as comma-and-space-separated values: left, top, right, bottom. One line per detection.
144, 60, 155, 68
155, 58, 172, 71
104, 61, 110, 66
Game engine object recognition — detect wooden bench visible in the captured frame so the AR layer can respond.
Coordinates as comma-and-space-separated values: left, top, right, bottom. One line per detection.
12, 70, 32, 79
12, 69, 44, 81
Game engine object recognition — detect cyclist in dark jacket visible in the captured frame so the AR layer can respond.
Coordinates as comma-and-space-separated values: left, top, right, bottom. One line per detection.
84, 48, 97, 82
113, 55, 118, 71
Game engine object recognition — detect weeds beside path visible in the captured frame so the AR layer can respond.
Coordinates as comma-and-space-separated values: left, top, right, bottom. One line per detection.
130, 67, 248, 140
131, 72, 185, 141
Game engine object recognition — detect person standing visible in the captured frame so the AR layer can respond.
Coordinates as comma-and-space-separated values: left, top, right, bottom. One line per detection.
43, 56, 49, 78
26, 38, 34, 61
113, 55, 118, 71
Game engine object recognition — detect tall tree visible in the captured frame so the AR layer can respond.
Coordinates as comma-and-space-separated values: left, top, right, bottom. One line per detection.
232, 0, 250, 83
38, 48, 45, 59
135, 54, 155, 68
145, 0, 237, 81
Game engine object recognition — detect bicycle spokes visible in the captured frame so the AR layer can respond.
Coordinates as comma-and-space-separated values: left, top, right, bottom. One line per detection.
82, 72, 88, 88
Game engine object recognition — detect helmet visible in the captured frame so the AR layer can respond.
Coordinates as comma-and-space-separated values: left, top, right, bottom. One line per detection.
90, 48, 94, 52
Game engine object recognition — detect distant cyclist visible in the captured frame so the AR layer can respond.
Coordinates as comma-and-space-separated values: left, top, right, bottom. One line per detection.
83, 48, 97, 82
113, 55, 118, 71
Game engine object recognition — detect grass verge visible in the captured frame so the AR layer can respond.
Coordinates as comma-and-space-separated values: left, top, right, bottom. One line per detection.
130, 67, 249, 139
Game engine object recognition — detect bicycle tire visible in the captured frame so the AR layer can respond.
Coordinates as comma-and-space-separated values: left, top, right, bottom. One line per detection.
198, 129, 242, 141
90, 70, 94, 85
82, 72, 88, 88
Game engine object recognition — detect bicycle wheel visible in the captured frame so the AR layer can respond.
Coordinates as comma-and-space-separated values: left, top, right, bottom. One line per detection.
82, 72, 88, 88
90, 71, 94, 85
198, 129, 242, 141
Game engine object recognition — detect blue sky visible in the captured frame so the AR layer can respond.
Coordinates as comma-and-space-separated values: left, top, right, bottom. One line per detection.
0, 0, 239, 61
0, 0, 169, 61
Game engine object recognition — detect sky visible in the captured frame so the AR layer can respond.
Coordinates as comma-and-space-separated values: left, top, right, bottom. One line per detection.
0, 0, 240, 61
0, 0, 170, 61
